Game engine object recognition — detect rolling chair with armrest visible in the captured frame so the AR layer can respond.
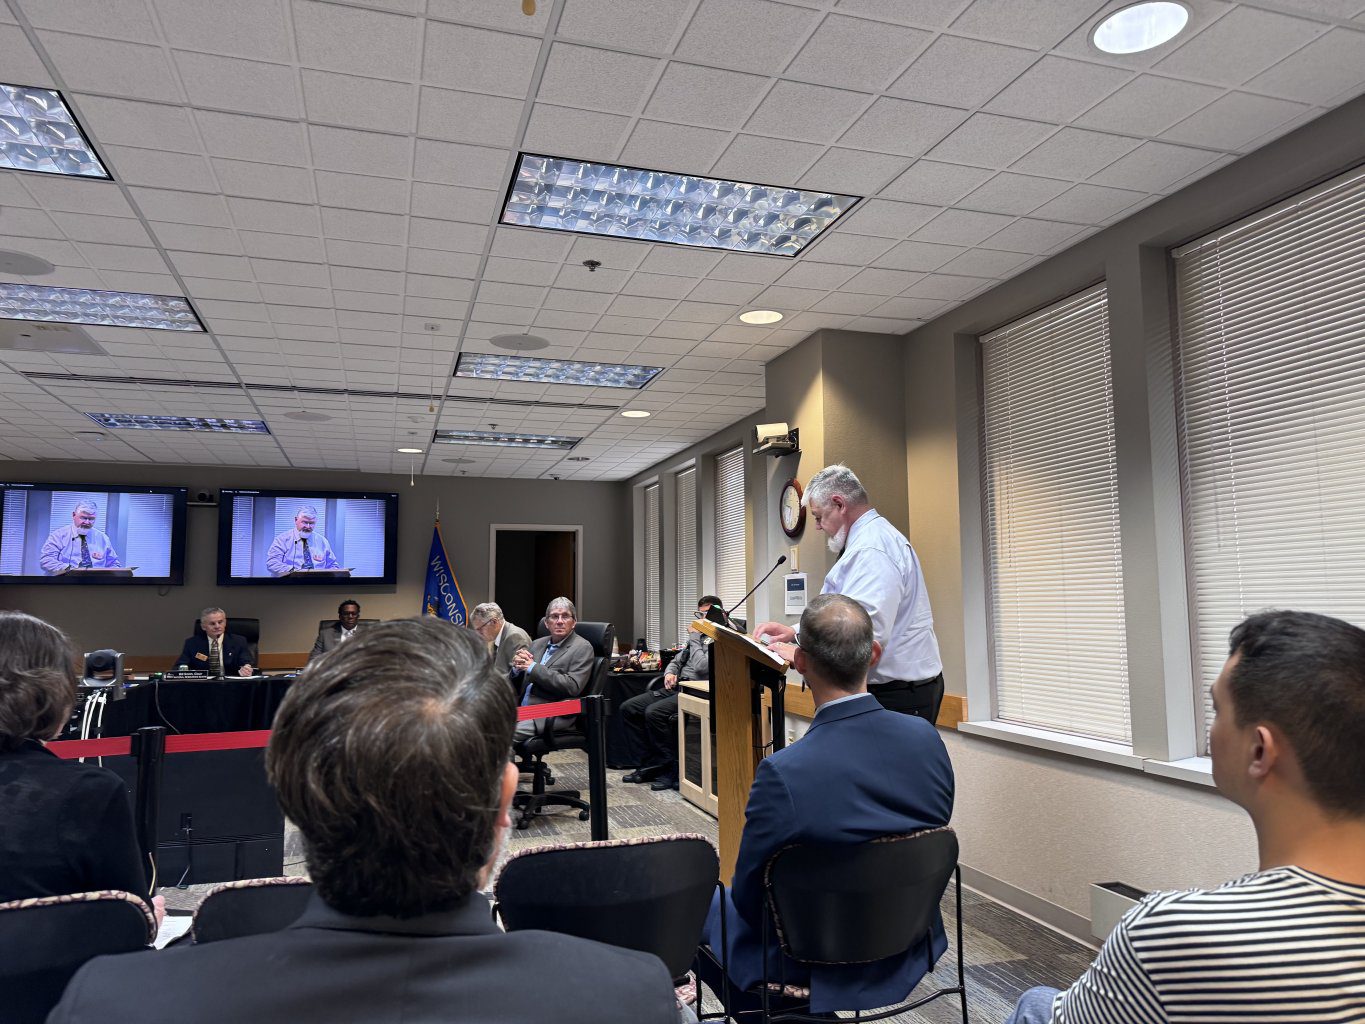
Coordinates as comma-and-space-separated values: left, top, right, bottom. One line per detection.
512, 620, 613, 829
191, 617, 261, 667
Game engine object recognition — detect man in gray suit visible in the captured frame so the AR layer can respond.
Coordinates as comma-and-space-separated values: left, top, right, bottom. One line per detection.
470, 602, 531, 695
308, 599, 370, 662
509, 596, 595, 743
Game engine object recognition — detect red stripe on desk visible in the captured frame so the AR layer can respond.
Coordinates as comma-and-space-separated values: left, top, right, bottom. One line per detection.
517, 699, 581, 721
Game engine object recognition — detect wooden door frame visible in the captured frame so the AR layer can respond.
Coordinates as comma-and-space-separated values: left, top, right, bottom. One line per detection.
488, 524, 584, 614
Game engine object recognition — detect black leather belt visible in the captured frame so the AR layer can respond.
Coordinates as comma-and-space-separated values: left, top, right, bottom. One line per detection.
870, 675, 940, 692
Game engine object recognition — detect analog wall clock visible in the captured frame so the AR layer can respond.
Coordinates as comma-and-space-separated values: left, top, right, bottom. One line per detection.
779, 478, 805, 538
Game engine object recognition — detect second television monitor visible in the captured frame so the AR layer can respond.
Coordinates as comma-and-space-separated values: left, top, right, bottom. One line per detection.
218, 489, 398, 585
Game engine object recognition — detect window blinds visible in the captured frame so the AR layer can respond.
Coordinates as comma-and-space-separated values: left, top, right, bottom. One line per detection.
1173, 165, 1365, 753
644, 483, 661, 650
981, 284, 1132, 743
715, 446, 747, 621
675, 467, 698, 642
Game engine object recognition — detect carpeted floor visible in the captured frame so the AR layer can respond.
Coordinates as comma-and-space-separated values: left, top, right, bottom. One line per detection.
162, 749, 1098, 1022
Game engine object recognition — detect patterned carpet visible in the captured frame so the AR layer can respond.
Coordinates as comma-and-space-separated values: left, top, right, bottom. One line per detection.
162, 749, 1098, 1022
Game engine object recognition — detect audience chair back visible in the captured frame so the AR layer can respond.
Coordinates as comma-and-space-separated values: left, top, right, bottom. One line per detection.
0, 891, 155, 1024
191, 876, 314, 944
191, 616, 261, 663
495, 835, 718, 980
767, 828, 958, 965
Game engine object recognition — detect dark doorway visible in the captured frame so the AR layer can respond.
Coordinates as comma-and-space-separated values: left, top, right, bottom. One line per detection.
493, 528, 578, 633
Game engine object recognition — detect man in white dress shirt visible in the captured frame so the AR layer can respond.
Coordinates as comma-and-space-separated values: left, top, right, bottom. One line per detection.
265, 505, 340, 577
39, 501, 123, 575
754, 464, 944, 722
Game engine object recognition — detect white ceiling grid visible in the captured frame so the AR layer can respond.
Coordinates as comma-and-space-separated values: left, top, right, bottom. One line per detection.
0, 0, 1360, 479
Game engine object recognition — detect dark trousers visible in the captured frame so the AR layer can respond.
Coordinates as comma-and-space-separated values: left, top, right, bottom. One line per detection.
869, 673, 944, 723
619, 687, 678, 769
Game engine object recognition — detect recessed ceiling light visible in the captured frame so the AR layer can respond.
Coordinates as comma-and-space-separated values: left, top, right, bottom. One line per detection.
502, 153, 860, 257
621, 409, 651, 418
87, 413, 270, 433
284, 410, 332, 422
433, 429, 581, 450
455, 352, 662, 389
442, 457, 476, 465
397, 447, 424, 453
0, 283, 204, 331
1091, 2, 1189, 54
490, 332, 551, 352
0, 84, 108, 179
739, 309, 783, 325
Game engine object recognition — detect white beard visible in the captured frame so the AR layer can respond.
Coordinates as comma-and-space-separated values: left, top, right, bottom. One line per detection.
75, 527, 91, 536
827, 524, 848, 554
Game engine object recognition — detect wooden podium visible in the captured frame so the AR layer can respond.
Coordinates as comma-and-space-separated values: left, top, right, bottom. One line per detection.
693, 619, 789, 883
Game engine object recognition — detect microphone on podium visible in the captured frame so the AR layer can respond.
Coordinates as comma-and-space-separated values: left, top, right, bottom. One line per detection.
722, 555, 787, 629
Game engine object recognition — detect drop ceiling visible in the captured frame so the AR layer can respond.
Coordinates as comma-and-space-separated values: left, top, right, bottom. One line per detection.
1, 0, 1363, 480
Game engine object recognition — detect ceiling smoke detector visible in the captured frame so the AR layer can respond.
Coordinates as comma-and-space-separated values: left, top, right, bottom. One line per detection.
489, 332, 551, 352
0, 250, 56, 276
284, 410, 332, 422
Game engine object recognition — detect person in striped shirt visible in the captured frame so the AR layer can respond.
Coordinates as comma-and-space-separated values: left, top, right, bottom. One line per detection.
1007, 609, 1365, 1024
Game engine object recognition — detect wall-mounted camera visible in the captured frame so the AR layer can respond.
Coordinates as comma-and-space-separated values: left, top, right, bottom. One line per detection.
188, 490, 219, 507
753, 422, 800, 457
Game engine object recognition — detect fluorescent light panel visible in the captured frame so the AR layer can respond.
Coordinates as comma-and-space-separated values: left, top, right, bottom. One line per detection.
1, 84, 108, 178
455, 352, 661, 389
0, 283, 204, 331
87, 413, 270, 434
501, 153, 859, 257
433, 429, 581, 450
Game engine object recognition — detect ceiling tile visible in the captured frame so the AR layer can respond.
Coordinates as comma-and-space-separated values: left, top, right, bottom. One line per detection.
872, 239, 965, 272
74, 96, 201, 153
1010, 127, 1142, 179
843, 267, 923, 295
688, 279, 763, 304
949, 0, 1115, 50
294, 0, 417, 80
979, 217, 1085, 254
618, 121, 731, 172
172, 51, 302, 119
309, 125, 412, 178
411, 182, 500, 223
797, 148, 908, 196
776, 261, 860, 290
151, 0, 292, 62
710, 135, 822, 185
228, 196, 320, 235
1088, 140, 1222, 191
642, 62, 770, 131
674, 0, 822, 77
1074, 74, 1224, 138
834, 0, 967, 29
303, 71, 417, 134
926, 113, 1056, 168
624, 272, 697, 299
887, 35, 1038, 108
1155, 6, 1326, 85
880, 160, 993, 204
1161, 91, 1309, 150
557, 0, 692, 50
314, 171, 409, 215
902, 273, 990, 299
20, 175, 134, 217
212, 159, 317, 202
195, 110, 307, 166
523, 105, 631, 162
417, 87, 523, 146
871, 296, 950, 320
912, 208, 1016, 245
0, 25, 51, 86
52, 212, 154, 247
1027, 182, 1147, 223
538, 43, 661, 114
803, 231, 896, 265
637, 247, 724, 277
985, 56, 1132, 123
36, 32, 182, 103
1244, 26, 1365, 103
103, 146, 217, 192
745, 81, 873, 144
22, 0, 157, 41
935, 247, 1031, 277
837, 198, 939, 238
783, 13, 931, 92
960, 171, 1069, 215
413, 140, 510, 189
422, 22, 543, 97
839, 97, 969, 157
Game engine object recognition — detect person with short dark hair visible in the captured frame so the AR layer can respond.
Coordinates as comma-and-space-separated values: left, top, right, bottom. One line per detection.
172, 607, 253, 676
620, 596, 724, 791
1005, 609, 1365, 1024
0, 611, 155, 913
51, 618, 678, 1024
700, 594, 955, 1016
308, 599, 371, 661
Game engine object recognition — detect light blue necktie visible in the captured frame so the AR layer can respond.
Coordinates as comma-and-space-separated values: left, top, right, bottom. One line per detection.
521, 643, 558, 705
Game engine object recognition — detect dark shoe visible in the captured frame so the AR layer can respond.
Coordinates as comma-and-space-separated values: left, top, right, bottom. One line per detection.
622, 764, 665, 784
650, 774, 679, 791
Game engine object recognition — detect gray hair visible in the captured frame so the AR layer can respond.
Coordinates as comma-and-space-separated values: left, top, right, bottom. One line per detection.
798, 594, 873, 690
72, 500, 98, 517
295, 505, 318, 520
803, 464, 868, 510
469, 602, 504, 628
545, 596, 577, 619
199, 606, 226, 623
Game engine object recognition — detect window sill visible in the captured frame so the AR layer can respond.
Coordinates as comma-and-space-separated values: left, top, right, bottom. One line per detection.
957, 721, 1216, 787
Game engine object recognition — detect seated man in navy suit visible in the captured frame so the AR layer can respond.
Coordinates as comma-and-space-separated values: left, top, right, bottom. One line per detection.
172, 607, 253, 677
700, 594, 955, 1016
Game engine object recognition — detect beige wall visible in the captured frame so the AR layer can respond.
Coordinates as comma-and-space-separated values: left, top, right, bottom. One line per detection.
0, 460, 632, 658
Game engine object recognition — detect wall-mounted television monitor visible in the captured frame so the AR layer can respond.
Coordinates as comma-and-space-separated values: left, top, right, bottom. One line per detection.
0, 482, 187, 585
218, 489, 398, 585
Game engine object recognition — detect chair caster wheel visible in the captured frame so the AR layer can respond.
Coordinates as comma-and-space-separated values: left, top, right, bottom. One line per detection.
545, 772, 556, 786
579, 810, 590, 821
516, 817, 531, 830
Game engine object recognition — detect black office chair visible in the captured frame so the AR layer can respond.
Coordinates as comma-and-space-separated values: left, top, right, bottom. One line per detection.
191, 876, 314, 944
315, 618, 380, 633
494, 834, 719, 1011
512, 620, 613, 829
0, 890, 155, 1024
700, 826, 968, 1024
192, 616, 261, 665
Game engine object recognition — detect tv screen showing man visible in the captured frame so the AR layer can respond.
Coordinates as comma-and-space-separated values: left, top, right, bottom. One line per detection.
219, 491, 394, 583
267, 506, 341, 577
40, 501, 122, 575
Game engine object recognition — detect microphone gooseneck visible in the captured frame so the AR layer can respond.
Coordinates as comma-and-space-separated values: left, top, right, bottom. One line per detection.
725, 555, 788, 626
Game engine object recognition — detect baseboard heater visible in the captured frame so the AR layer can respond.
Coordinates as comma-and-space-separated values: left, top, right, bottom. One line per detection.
1090, 881, 1147, 941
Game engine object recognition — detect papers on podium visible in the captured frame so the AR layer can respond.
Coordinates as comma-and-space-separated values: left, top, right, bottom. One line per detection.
62, 567, 137, 577
285, 568, 352, 577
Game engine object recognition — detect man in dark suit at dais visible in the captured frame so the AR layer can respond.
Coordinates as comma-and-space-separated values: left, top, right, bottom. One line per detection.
51, 618, 678, 1024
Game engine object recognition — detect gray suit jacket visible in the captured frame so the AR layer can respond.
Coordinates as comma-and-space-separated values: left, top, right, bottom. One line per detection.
491, 621, 532, 680
512, 632, 595, 737
309, 620, 374, 661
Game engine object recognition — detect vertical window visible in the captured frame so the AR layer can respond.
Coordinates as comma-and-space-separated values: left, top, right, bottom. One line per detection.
1174, 165, 1365, 751
644, 483, 661, 650
675, 467, 698, 642
714, 446, 747, 621
981, 285, 1131, 743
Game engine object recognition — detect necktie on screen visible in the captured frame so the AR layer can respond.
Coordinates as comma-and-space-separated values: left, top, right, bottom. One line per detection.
521, 643, 558, 705
209, 638, 222, 676
78, 535, 92, 568
301, 537, 314, 569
